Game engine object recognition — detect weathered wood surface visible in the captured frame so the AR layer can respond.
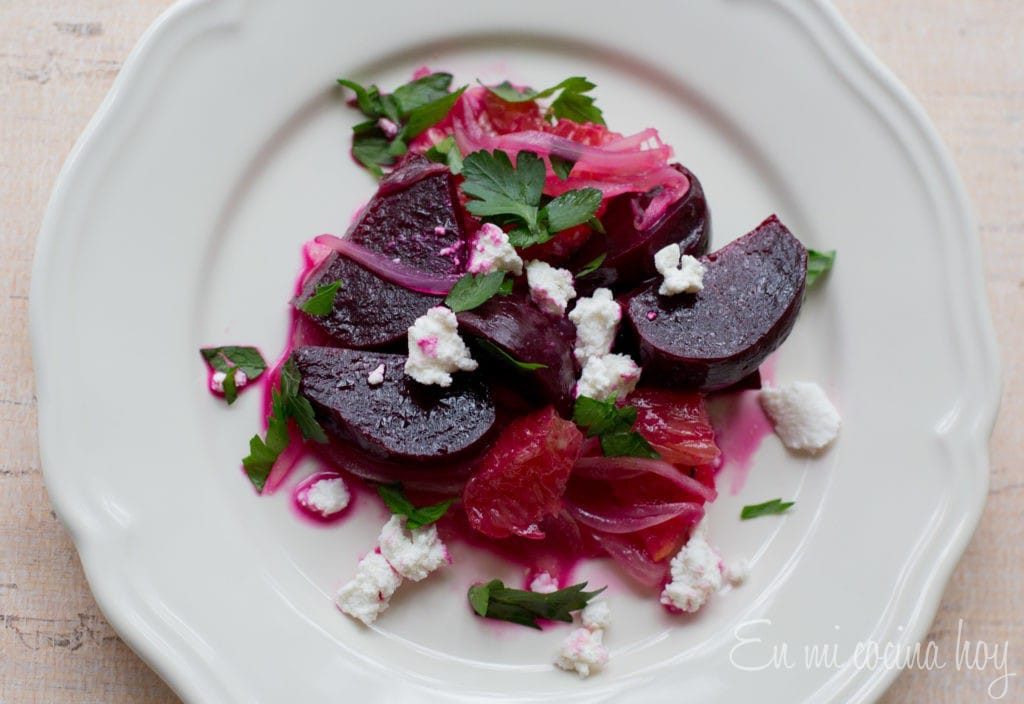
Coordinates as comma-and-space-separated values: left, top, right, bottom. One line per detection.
0, 1, 1019, 701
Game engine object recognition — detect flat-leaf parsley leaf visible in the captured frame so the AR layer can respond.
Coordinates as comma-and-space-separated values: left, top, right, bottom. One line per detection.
573, 395, 660, 459
241, 357, 327, 492
460, 149, 602, 249
376, 483, 453, 530
806, 249, 836, 286
740, 498, 795, 520
467, 579, 606, 629
300, 280, 343, 316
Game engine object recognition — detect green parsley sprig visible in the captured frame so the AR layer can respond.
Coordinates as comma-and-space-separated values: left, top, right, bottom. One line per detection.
468, 579, 605, 629
460, 149, 603, 249
573, 395, 660, 459
740, 498, 795, 520
200, 346, 268, 405
376, 483, 453, 530
484, 76, 605, 126
444, 271, 512, 313
241, 358, 327, 493
806, 249, 836, 286
338, 72, 467, 177
300, 280, 343, 316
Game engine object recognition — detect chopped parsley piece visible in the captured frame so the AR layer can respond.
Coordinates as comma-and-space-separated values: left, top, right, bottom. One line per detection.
806, 249, 836, 286
573, 395, 660, 459
338, 73, 467, 177
576, 253, 607, 278
460, 149, 602, 249
740, 498, 795, 520
468, 579, 605, 630
376, 483, 453, 530
444, 271, 508, 313
300, 280, 343, 316
477, 339, 548, 371
200, 346, 268, 406
200, 346, 268, 380
549, 154, 575, 181
484, 76, 605, 126
241, 357, 327, 493
424, 135, 464, 174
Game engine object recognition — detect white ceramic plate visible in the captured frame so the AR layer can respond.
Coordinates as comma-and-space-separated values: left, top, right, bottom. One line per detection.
32, 0, 1000, 702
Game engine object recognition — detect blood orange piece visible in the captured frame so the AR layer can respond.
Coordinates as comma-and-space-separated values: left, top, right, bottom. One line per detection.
628, 388, 720, 466
463, 406, 583, 539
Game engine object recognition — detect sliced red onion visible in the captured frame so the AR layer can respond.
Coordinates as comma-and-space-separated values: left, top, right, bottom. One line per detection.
567, 500, 703, 534
573, 456, 718, 503
314, 235, 459, 295
589, 531, 668, 587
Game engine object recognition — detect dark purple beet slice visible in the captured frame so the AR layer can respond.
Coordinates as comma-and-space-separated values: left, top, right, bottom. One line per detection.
456, 294, 578, 417
294, 252, 442, 349
348, 153, 467, 275
293, 346, 496, 464
624, 215, 806, 390
573, 164, 710, 292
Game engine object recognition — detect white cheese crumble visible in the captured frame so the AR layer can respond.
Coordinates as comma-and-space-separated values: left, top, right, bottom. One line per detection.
366, 363, 385, 386
467, 222, 523, 276
210, 369, 247, 393
654, 243, 705, 295
555, 627, 609, 678
529, 571, 559, 594
377, 515, 450, 582
759, 381, 841, 452
724, 559, 750, 587
660, 519, 723, 613
300, 476, 350, 517
404, 306, 478, 387
576, 353, 641, 400
526, 260, 576, 316
581, 600, 612, 631
568, 288, 621, 366
335, 551, 403, 625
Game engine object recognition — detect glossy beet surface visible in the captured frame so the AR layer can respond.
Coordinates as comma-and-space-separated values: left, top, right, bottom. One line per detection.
348, 154, 467, 275
456, 293, 578, 417
294, 253, 442, 348
293, 346, 495, 464
574, 164, 710, 291
625, 215, 807, 390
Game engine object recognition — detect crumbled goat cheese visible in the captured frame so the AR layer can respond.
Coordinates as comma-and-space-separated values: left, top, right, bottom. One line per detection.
724, 559, 750, 586
654, 243, 705, 295
366, 363, 385, 386
529, 571, 559, 594
467, 223, 523, 276
376, 117, 399, 138
576, 353, 641, 400
555, 627, 609, 678
568, 288, 621, 365
336, 551, 403, 625
377, 515, 449, 582
301, 476, 350, 517
526, 260, 576, 316
404, 306, 478, 387
581, 600, 612, 631
660, 519, 723, 613
759, 381, 841, 452
210, 369, 248, 393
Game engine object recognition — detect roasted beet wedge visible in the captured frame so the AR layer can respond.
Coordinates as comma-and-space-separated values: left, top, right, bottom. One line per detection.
624, 215, 807, 390
456, 293, 578, 417
293, 346, 496, 464
294, 253, 442, 349
348, 154, 467, 275
574, 164, 710, 291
